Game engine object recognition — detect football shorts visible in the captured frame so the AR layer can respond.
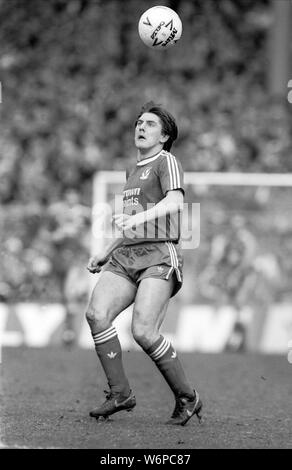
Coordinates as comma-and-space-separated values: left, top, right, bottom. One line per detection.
103, 241, 183, 297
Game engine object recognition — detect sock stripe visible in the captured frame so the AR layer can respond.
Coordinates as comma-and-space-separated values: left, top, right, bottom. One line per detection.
150, 338, 171, 361
92, 326, 117, 345
92, 325, 116, 340
151, 337, 167, 356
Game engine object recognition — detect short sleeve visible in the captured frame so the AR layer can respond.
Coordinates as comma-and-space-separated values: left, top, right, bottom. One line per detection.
158, 153, 184, 196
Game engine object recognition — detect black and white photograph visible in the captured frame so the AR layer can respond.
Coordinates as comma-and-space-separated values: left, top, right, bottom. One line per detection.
0, 0, 292, 453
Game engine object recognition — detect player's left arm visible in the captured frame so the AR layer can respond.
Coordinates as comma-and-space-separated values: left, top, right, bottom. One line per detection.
113, 189, 184, 230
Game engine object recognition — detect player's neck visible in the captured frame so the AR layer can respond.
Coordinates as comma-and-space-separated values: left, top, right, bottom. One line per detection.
137, 145, 163, 162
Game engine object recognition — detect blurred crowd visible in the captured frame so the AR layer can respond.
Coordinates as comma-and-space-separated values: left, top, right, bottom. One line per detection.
0, 0, 292, 315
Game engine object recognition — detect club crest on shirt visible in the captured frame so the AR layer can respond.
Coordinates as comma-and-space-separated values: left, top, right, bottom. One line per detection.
140, 167, 152, 180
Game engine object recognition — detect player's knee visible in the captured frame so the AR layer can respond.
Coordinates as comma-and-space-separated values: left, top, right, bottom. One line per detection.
131, 319, 156, 349
85, 305, 108, 329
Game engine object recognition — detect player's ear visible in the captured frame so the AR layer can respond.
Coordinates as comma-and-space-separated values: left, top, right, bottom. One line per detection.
160, 133, 169, 145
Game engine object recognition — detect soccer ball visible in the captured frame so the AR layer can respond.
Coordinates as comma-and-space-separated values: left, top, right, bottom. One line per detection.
138, 6, 182, 49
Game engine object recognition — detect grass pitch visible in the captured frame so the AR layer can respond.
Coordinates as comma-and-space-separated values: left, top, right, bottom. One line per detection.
1, 347, 291, 449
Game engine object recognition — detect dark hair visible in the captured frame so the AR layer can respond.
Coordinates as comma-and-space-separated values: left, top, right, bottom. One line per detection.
135, 101, 178, 152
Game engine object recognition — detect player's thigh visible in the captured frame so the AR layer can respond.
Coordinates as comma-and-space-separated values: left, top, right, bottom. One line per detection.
133, 276, 174, 332
88, 271, 137, 324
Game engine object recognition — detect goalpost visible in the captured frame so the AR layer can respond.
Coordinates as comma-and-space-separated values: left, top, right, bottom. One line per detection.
91, 171, 292, 354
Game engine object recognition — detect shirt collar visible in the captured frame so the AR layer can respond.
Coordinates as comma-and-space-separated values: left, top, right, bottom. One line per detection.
136, 150, 163, 166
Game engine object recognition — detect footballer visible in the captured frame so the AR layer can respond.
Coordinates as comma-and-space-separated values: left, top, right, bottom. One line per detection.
86, 102, 202, 426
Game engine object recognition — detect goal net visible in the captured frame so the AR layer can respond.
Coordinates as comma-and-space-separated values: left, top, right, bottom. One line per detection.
91, 171, 292, 354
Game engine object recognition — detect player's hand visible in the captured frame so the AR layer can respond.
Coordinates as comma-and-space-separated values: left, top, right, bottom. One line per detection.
87, 253, 108, 274
113, 213, 145, 231
112, 213, 131, 231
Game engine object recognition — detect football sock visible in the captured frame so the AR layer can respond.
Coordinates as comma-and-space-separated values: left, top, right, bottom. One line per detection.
145, 335, 194, 399
92, 325, 130, 397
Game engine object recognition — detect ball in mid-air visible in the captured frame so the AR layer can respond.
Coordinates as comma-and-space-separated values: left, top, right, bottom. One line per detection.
138, 6, 182, 49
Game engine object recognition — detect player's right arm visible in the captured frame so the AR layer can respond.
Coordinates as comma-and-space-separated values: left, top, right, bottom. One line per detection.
88, 167, 133, 273
87, 236, 124, 273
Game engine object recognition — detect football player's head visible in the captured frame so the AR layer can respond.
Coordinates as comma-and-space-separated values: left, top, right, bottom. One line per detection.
135, 102, 178, 151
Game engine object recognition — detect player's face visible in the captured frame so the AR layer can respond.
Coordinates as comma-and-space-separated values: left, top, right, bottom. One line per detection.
135, 112, 168, 152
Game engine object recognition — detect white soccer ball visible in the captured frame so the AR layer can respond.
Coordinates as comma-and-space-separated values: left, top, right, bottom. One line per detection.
138, 6, 182, 49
